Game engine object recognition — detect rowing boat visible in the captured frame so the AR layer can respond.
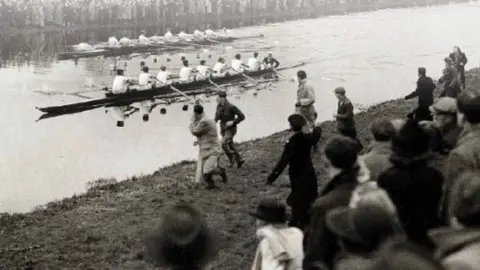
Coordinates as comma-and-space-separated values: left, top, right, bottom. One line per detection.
36, 61, 304, 116
57, 34, 264, 60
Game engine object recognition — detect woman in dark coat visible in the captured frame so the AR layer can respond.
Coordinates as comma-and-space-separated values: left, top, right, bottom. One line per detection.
377, 119, 444, 251
449, 46, 468, 89
303, 136, 370, 269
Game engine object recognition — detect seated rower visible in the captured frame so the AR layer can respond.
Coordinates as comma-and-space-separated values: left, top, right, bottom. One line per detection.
193, 29, 205, 40
164, 28, 174, 40
231, 54, 248, 74
247, 52, 261, 71
137, 66, 153, 121
179, 60, 193, 82
156, 66, 172, 85
195, 60, 211, 80
74, 42, 93, 51
119, 37, 132, 47
205, 25, 217, 38
178, 30, 191, 42
138, 30, 150, 45
108, 36, 120, 48
262, 51, 280, 69
110, 69, 131, 127
212, 57, 229, 77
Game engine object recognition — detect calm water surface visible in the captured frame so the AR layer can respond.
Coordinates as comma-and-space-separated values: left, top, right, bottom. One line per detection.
1, 2, 480, 213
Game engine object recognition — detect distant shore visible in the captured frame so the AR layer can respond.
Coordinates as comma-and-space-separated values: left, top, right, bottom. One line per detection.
0, 0, 470, 35
1, 68, 478, 269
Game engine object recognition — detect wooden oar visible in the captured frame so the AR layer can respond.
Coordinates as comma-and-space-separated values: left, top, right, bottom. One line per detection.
153, 78, 197, 103
196, 72, 225, 92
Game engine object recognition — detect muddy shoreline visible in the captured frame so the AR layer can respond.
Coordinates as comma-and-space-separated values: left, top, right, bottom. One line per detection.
0, 68, 478, 269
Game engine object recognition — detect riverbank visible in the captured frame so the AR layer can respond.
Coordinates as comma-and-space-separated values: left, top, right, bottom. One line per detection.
0, 0, 471, 35
0, 68, 478, 269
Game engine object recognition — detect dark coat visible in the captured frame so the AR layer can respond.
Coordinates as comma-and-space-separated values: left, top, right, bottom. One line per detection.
214, 100, 245, 134
449, 52, 468, 71
263, 57, 280, 68
438, 67, 461, 98
336, 98, 356, 132
405, 75, 436, 109
303, 166, 368, 269
267, 126, 322, 207
377, 155, 444, 249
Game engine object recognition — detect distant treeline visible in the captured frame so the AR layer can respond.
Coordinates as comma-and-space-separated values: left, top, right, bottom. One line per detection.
0, 0, 473, 32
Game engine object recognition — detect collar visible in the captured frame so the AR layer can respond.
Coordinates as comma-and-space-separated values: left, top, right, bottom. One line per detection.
298, 79, 307, 87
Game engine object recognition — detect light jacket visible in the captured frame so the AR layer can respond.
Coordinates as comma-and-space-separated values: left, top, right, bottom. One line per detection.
296, 79, 315, 107
189, 113, 221, 159
251, 225, 304, 270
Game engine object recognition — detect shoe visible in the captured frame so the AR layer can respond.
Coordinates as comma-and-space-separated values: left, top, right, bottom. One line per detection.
237, 160, 245, 169
220, 168, 228, 183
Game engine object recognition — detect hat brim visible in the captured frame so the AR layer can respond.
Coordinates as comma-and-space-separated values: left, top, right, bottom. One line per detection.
326, 207, 363, 243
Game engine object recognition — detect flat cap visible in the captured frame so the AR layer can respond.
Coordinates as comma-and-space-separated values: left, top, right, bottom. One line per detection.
334, 86, 346, 95
288, 114, 307, 128
218, 91, 227, 98
429, 97, 457, 114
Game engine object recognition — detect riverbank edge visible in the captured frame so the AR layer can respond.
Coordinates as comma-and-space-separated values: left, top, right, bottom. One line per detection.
0, 0, 470, 35
0, 68, 478, 269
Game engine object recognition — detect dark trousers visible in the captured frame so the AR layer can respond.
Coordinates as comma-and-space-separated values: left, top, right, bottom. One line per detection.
458, 67, 466, 88
289, 204, 312, 231
338, 127, 363, 153
408, 107, 433, 123
221, 128, 242, 164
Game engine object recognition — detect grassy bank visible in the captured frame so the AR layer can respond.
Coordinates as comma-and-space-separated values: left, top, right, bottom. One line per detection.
0, 68, 479, 269
0, 0, 469, 35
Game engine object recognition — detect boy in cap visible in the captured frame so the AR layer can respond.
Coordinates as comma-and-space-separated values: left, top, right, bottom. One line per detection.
190, 104, 227, 189
214, 91, 246, 168
266, 114, 322, 230
333, 86, 363, 152
250, 198, 304, 270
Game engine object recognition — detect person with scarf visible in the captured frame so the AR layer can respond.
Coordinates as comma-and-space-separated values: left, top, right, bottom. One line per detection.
266, 114, 322, 231
303, 136, 370, 269
190, 104, 228, 189
448, 46, 468, 90
250, 198, 304, 270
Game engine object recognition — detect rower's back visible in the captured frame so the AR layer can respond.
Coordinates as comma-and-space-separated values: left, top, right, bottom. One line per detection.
112, 70, 128, 94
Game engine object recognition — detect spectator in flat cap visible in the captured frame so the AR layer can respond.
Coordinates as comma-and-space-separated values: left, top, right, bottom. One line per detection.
378, 119, 444, 250
144, 203, 218, 270
304, 136, 370, 269
190, 104, 227, 188
405, 67, 436, 122
250, 198, 304, 270
360, 118, 396, 182
214, 90, 246, 169
367, 237, 445, 270
445, 90, 480, 219
429, 171, 480, 270
266, 114, 322, 231
328, 182, 404, 270
333, 87, 363, 153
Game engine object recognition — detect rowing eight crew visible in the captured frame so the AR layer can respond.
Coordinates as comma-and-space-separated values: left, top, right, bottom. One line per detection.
107, 25, 233, 47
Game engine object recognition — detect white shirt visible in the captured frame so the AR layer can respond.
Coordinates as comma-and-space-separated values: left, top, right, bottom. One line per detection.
138, 35, 150, 45
179, 67, 192, 81
112, 75, 128, 93
205, 29, 215, 37
248, 57, 260, 70
108, 37, 120, 47
231, 59, 244, 72
193, 30, 204, 37
119, 37, 131, 46
138, 72, 150, 86
156, 71, 170, 84
213, 62, 226, 73
196, 65, 209, 77
178, 32, 188, 38
224, 29, 233, 36
164, 31, 173, 38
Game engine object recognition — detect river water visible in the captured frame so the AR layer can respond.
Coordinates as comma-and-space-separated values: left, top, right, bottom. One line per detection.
1, 2, 479, 213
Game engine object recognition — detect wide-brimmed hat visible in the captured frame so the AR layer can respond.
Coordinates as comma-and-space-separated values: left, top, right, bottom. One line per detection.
391, 118, 430, 158
249, 198, 287, 223
429, 97, 457, 115
326, 204, 400, 245
288, 114, 307, 129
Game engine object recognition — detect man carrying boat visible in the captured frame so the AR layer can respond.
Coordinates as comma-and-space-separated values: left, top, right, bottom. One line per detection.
213, 57, 229, 77
179, 60, 193, 82
195, 60, 211, 80
138, 30, 151, 45
263, 52, 280, 69
156, 66, 171, 85
247, 52, 261, 71
190, 104, 228, 189
108, 36, 120, 48
215, 91, 246, 168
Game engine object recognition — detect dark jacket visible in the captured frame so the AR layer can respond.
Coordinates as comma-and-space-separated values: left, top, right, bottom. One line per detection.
267, 127, 322, 207
405, 75, 436, 109
303, 165, 369, 269
377, 154, 444, 249
336, 98, 355, 132
449, 52, 468, 71
263, 57, 280, 68
214, 100, 245, 134
438, 67, 461, 98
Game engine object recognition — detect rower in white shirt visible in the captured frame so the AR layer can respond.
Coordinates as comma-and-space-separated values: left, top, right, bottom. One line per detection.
179, 60, 193, 82
156, 66, 171, 85
119, 37, 132, 47
195, 60, 211, 80
110, 69, 131, 127
193, 29, 205, 40
231, 54, 248, 74
178, 30, 191, 42
164, 28, 174, 39
137, 66, 153, 121
205, 25, 216, 38
247, 52, 261, 71
108, 36, 120, 48
138, 30, 150, 45
212, 57, 228, 77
